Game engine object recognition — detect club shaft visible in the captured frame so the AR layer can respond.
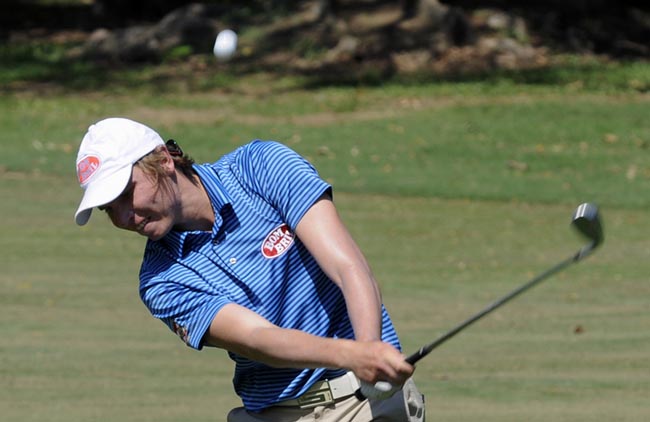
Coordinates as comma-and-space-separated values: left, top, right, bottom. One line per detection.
405, 243, 594, 365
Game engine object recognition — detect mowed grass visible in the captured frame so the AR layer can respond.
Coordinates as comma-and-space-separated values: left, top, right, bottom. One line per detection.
1, 65, 650, 421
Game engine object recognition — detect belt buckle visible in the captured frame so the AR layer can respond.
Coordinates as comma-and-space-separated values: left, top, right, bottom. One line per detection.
296, 381, 334, 409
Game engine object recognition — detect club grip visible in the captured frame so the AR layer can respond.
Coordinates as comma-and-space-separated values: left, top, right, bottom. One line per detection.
405, 354, 418, 365
405, 349, 424, 365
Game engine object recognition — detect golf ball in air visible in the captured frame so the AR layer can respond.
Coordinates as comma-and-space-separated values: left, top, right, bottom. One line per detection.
213, 29, 237, 61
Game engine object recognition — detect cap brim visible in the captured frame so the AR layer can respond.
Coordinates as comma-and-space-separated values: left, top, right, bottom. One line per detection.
74, 165, 133, 226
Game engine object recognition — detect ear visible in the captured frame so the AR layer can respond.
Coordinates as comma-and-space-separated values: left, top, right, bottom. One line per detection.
160, 147, 177, 175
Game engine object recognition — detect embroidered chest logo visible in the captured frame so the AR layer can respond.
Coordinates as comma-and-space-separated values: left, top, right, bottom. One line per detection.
77, 155, 101, 184
261, 224, 295, 259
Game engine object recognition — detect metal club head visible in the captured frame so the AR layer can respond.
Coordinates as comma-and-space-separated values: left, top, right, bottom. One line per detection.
571, 203, 604, 250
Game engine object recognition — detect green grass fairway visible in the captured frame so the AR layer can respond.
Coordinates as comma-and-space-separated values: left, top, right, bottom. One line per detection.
2, 67, 649, 421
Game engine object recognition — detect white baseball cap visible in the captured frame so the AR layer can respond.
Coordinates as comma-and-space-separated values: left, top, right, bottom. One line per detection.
74, 117, 164, 226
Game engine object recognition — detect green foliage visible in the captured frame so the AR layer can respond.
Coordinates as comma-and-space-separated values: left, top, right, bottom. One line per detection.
162, 44, 193, 62
0, 39, 109, 90
3, 33, 650, 94
293, 36, 328, 60
486, 56, 650, 93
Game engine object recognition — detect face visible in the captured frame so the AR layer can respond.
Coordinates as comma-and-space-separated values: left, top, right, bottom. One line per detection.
99, 163, 178, 241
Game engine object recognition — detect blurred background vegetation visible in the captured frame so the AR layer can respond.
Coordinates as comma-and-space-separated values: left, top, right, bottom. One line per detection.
2, 0, 650, 91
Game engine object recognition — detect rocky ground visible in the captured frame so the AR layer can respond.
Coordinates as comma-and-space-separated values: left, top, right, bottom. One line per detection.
7, 1, 650, 84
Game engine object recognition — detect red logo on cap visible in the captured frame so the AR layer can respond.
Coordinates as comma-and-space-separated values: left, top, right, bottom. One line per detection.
77, 156, 100, 184
261, 224, 295, 258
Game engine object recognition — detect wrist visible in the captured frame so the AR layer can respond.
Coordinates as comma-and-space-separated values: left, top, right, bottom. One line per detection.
335, 339, 359, 370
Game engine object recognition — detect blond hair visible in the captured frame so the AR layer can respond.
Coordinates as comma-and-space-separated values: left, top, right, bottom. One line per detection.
135, 144, 197, 189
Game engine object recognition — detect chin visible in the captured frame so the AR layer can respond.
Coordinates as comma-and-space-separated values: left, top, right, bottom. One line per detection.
146, 225, 173, 242
147, 232, 165, 241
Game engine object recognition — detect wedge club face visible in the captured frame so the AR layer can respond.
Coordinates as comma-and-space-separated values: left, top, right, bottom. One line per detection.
572, 203, 604, 253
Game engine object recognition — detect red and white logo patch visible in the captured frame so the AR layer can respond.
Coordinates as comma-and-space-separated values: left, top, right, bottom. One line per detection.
77, 155, 101, 184
261, 224, 295, 259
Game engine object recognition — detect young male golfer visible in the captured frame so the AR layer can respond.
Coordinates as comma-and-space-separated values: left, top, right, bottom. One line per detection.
74, 117, 425, 421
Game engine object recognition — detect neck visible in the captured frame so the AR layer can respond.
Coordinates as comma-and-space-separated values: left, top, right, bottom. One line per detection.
173, 172, 214, 232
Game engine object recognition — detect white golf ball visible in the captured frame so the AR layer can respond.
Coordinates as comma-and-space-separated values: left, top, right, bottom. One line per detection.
213, 29, 237, 61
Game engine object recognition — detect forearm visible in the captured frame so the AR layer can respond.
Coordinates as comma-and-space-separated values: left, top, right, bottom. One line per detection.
237, 326, 354, 369
204, 303, 354, 370
204, 303, 412, 385
222, 325, 411, 385
339, 264, 383, 342
295, 196, 384, 342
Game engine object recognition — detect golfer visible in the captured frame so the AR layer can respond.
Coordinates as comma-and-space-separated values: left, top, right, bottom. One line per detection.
74, 117, 425, 421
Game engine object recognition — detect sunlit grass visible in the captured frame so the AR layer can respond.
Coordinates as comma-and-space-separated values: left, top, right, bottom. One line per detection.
2, 175, 648, 422
1, 44, 649, 421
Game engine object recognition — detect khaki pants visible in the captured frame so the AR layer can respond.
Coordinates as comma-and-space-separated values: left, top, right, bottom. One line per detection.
227, 378, 425, 422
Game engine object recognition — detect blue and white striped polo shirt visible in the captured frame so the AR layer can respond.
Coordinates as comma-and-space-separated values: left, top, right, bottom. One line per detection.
138, 141, 401, 411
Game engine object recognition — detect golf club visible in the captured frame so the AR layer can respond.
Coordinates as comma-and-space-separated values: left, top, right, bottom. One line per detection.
357, 202, 603, 399
405, 202, 603, 365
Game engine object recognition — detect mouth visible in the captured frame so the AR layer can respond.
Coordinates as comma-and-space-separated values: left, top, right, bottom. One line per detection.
136, 217, 151, 233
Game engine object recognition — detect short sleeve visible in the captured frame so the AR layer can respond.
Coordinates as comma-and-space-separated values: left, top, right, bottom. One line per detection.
140, 270, 231, 350
233, 141, 331, 230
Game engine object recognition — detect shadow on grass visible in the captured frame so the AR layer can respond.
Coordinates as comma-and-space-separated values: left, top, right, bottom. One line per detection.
2, 37, 648, 94
1, 41, 111, 91
297, 57, 649, 92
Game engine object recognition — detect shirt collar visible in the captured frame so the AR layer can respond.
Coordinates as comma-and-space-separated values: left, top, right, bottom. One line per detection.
193, 163, 233, 233
156, 163, 233, 257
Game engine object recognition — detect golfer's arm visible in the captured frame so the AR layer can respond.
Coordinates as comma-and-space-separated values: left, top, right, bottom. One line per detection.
295, 194, 383, 342
203, 303, 353, 369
